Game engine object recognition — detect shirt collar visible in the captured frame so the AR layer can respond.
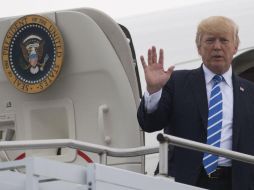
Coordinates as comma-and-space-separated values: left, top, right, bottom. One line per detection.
202, 64, 233, 88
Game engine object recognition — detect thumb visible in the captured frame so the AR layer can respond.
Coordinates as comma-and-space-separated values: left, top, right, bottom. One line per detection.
166, 65, 175, 76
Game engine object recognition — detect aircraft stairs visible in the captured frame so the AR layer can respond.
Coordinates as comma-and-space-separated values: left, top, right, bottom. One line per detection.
0, 134, 254, 190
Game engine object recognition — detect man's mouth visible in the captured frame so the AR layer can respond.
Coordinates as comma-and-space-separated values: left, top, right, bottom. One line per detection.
212, 55, 223, 59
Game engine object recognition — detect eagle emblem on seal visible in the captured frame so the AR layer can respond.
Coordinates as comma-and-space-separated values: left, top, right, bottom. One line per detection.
20, 35, 49, 74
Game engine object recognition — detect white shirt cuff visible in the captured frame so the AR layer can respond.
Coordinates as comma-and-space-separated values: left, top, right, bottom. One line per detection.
144, 89, 162, 113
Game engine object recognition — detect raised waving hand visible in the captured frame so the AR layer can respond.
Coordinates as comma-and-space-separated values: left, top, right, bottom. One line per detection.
140, 46, 174, 94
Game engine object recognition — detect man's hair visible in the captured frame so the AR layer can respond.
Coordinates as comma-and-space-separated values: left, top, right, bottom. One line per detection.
195, 16, 239, 48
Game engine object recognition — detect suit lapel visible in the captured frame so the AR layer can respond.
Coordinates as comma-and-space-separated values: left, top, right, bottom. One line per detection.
190, 66, 208, 130
232, 74, 242, 149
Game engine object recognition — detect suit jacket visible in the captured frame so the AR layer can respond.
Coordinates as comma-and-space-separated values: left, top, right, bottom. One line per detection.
137, 66, 254, 189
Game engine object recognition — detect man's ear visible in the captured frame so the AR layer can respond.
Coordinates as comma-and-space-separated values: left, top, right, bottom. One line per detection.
197, 46, 202, 56
233, 46, 238, 55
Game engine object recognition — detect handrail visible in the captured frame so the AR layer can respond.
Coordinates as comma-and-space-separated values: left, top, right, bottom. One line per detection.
157, 133, 254, 176
1, 134, 253, 177
0, 139, 159, 164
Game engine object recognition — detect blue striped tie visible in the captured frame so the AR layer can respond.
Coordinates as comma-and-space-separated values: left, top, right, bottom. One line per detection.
203, 75, 223, 174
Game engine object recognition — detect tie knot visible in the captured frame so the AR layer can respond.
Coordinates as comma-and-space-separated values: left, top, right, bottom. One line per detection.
213, 75, 223, 84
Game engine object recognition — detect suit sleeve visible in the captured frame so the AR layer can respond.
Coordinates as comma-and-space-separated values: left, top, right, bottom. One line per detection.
137, 75, 174, 132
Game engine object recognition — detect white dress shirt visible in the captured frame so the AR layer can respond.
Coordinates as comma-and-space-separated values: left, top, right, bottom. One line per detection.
144, 65, 233, 166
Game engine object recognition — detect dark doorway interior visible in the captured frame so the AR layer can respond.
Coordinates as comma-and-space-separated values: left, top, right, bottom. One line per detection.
232, 49, 254, 82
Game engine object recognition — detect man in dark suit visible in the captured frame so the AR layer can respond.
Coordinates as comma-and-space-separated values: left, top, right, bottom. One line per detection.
137, 16, 254, 190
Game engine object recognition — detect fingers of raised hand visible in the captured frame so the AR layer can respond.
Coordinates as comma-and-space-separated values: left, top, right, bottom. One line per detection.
140, 55, 147, 69
152, 46, 157, 64
158, 49, 164, 65
146, 46, 163, 66
148, 48, 153, 65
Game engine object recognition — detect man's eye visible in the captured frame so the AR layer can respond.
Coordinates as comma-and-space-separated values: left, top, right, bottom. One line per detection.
220, 39, 229, 44
205, 39, 214, 44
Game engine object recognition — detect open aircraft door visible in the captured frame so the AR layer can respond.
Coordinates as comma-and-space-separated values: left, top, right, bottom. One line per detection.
0, 8, 144, 173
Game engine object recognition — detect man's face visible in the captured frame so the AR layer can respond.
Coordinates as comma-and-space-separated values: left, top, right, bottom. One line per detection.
198, 32, 237, 74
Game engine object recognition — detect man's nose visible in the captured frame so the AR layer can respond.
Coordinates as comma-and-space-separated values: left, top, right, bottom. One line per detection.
213, 39, 222, 49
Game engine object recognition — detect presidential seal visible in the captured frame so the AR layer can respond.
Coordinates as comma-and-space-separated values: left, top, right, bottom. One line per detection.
2, 14, 64, 93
